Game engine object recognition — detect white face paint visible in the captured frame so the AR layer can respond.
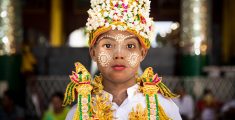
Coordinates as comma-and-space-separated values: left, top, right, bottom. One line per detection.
127, 52, 140, 67
97, 34, 135, 53
97, 33, 141, 68
97, 51, 112, 67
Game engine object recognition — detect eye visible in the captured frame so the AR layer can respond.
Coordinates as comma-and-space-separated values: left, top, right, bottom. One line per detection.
104, 44, 112, 48
127, 44, 135, 49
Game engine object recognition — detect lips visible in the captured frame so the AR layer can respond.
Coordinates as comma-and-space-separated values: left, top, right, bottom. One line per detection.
112, 64, 126, 71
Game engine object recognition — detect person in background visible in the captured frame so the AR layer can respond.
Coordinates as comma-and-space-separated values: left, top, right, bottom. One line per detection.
173, 86, 194, 120
196, 89, 219, 120
42, 92, 69, 120
221, 99, 235, 120
0, 90, 25, 120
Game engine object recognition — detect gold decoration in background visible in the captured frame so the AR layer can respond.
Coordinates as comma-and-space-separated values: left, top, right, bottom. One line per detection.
0, 0, 22, 55
181, 0, 210, 55
222, 0, 235, 63
50, 0, 63, 47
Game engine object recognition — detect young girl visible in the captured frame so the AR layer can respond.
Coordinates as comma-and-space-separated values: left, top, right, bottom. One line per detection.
63, 0, 182, 120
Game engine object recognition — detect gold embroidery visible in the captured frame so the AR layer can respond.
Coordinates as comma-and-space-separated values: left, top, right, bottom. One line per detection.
129, 104, 148, 120
90, 94, 114, 120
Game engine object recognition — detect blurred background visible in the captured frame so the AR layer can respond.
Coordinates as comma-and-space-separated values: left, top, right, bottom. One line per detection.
0, 0, 235, 120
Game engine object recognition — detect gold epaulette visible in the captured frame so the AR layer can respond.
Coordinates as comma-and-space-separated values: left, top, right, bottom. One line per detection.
139, 67, 179, 99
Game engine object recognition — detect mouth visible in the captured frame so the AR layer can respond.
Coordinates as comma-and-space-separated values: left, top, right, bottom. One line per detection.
112, 64, 126, 71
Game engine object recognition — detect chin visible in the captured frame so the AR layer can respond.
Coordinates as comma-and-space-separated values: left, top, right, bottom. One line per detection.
108, 78, 130, 84
107, 72, 133, 83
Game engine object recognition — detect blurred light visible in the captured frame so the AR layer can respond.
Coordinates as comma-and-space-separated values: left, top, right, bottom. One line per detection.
193, 36, 202, 55
166, 29, 172, 34
201, 44, 207, 55
193, 7, 200, 13
2, 36, 8, 44
193, 24, 200, 30
201, 44, 207, 52
152, 21, 180, 47
181, 0, 209, 55
195, 49, 200, 55
171, 22, 179, 30
68, 27, 88, 47
160, 32, 166, 37
0, 11, 7, 18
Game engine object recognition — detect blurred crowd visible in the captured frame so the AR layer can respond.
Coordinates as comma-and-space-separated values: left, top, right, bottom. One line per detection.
173, 87, 235, 120
0, 90, 70, 120
0, 86, 235, 120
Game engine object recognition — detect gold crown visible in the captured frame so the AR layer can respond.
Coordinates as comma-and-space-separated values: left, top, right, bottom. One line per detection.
86, 0, 154, 49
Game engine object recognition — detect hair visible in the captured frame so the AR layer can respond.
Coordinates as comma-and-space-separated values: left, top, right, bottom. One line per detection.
51, 92, 64, 101
3, 90, 15, 101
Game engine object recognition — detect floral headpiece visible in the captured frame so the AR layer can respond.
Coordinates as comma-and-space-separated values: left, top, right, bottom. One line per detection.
86, 0, 154, 49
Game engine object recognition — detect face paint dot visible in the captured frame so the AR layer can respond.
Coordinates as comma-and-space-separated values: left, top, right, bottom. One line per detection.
98, 51, 112, 67
128, 52, 140, 67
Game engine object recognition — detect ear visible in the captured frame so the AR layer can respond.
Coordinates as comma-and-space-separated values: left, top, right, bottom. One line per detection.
140, 48, 148, 62
89, 47, 97, 62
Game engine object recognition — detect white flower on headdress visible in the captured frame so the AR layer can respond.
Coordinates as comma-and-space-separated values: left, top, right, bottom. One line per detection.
105, 22, 109, 27
97, 13, 102, 18
103, 11, 109, 17
109, 12, 113, 19
112, 1, 117, 5
113, 15, 118, 20
111, 25, 116, 30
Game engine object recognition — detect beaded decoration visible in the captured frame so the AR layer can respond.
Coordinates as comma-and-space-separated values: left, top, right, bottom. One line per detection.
63, 62, 93, 120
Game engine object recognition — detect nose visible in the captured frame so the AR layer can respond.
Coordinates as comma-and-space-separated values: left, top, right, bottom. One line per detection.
114, 56, 124, 59
113, 50, 124, 60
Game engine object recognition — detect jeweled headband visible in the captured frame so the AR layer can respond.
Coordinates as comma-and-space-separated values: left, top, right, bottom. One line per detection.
86, 0, 154, 49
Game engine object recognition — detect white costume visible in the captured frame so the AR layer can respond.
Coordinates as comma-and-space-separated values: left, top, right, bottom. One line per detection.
66, 84, 182, 120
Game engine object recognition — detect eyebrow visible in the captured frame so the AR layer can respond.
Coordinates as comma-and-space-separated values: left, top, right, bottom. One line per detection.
98, 36, 116, 42
97, 34, 136, 42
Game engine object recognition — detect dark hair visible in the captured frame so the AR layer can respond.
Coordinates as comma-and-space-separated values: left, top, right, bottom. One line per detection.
3, 90, 15, 101
51, 92, 64, 101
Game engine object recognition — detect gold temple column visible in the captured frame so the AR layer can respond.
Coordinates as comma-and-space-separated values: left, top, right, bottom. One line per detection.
181, 0, 210, 55
0, 0, 22, 55
180, 0, 210, 76
0, 0, 22, 90
222, 0, 235, 63
50, 0, 63, 47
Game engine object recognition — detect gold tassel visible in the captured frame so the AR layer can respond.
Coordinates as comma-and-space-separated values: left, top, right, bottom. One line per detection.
159, 104, 172, 120
158, 82, 179, 99
63, 82, 77, 106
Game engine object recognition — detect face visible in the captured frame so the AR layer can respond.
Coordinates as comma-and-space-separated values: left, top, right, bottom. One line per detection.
90, 30, 147, 84
52, 96, 63, 112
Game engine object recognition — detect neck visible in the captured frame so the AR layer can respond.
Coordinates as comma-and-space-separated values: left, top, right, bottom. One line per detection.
102, 77, 136, 106
54, 108, 63, 114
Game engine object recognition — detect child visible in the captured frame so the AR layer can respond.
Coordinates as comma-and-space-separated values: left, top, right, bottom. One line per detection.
63, 0, 181, 119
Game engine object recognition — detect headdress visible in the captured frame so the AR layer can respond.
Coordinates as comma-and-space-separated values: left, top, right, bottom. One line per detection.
86, 0, 154, 49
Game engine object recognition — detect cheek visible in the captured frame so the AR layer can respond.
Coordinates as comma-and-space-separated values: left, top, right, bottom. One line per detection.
127, 52, 140, 67
97, 51, 112, 67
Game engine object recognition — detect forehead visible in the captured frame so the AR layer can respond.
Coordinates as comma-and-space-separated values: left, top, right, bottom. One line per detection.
97, 30, 137, 41
102, 30, 133, 36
